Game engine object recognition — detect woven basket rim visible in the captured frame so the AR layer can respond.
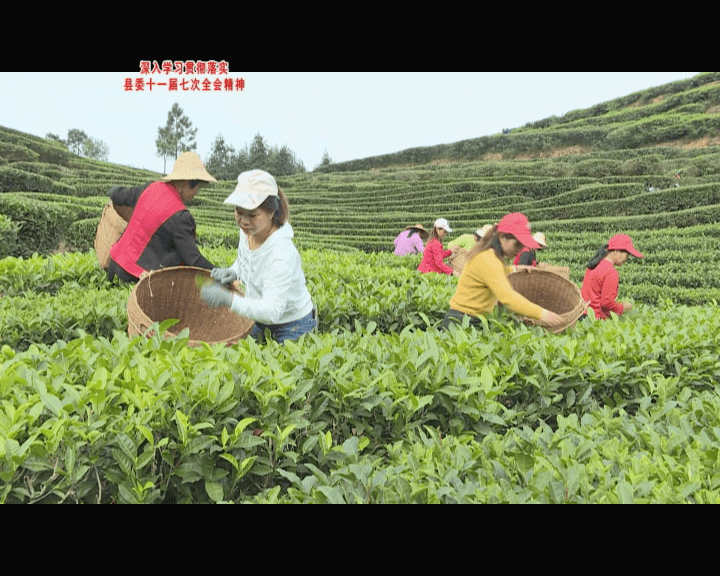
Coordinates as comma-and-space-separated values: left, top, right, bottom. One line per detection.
127, 265, 253, 346
508, 268, 588, 333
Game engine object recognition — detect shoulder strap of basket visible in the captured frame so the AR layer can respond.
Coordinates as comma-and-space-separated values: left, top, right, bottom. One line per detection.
110, 182, 186, 278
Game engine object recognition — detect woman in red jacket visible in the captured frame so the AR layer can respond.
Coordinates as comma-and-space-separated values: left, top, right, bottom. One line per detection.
581, 234, 643, 320
417, 218, 461, 276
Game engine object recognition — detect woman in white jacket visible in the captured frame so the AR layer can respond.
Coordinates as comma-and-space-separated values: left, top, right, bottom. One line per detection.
200, 169, 316, 343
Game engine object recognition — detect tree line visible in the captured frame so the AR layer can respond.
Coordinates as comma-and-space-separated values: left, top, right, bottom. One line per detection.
44, 102, 333, 177
155, 103, 328, 178
46, 129, 110, 161
204, 132, 309, 180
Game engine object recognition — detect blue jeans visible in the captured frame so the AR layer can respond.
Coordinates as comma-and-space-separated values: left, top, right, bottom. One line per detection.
250, 308, 317, 344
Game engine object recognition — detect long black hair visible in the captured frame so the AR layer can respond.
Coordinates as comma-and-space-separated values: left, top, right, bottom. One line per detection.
587, 244, 609, 270
489, 235, 504, 259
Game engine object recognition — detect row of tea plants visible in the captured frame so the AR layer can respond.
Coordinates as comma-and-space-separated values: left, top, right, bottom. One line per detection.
2, 248, 720, 503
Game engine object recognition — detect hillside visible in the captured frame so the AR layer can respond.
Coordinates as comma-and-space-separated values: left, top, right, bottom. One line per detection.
2, 72, 720, 285
316, 72, 720, 171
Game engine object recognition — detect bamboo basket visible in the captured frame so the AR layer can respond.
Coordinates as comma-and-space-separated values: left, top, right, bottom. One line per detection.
536, 262, 570, 280
448, 247, 470, 274
507, 268, 589, 334
94, 201, 133, 270
127, 266, 254, 347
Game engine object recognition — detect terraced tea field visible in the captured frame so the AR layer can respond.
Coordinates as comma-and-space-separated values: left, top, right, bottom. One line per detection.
2, 72, 720, 503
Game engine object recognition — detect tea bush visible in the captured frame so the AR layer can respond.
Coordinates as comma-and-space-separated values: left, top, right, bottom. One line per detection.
0, 214, 19, 257
2, 296, 719, 503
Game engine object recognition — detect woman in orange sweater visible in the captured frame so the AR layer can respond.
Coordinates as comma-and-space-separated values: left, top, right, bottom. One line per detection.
441, 213, 563, 330
581, 234, 643, 320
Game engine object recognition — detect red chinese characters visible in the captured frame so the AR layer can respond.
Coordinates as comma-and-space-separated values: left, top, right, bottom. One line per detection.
129, 61, 240, 92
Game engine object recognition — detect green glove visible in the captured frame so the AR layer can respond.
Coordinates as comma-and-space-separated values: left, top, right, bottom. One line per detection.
201, 284, 233, 308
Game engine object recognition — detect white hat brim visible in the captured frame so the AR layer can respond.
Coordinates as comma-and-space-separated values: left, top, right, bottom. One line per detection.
223, 190, 271, 210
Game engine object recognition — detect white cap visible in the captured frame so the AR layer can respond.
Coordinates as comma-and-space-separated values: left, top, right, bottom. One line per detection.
223, 169, 278, 210
434, 218, 452, 232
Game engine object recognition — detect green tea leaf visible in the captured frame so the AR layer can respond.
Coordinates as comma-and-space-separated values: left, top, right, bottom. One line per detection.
205, 480, 224, 503
195, 274, 213, 288
40, 392, 62, 418
65, 446, 75, 476
480, 365, 494, 393
317, 485, 344, 504
616, 481, 634, 504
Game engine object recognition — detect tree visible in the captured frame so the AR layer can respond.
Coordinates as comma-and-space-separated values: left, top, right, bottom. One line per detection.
52, 129, 110, 161
248, 132, 269, 170
235, 143, 250, 174
202, 131, 305, 180
205, 133, 238, 181
82, 137, 110, 161
155, 124, 174, 174
268, 144, 304, 176
315, 149, 332, 170
67, 129, 89, 155
156, 103, 198, 172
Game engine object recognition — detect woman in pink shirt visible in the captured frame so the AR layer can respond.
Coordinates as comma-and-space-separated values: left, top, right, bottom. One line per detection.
581, 234, 644, 320
417, 218, 461, 276
393, 224, 428, 255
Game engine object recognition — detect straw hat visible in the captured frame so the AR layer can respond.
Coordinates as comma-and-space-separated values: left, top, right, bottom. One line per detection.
162, 152, 217, 182
476, 224, 493, 238
224, 169, 278, 210
404, 223, 429, 239
532, 232, 548, 247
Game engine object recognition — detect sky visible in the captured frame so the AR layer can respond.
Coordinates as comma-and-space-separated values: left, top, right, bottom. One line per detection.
0, 71, 702, 175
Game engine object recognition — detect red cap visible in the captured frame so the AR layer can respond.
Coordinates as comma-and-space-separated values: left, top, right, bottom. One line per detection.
496, 212, 540, 249
607, 234, 643, 258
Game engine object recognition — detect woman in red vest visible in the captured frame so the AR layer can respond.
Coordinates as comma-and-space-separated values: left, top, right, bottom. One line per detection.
512, 231, 547, 268
107, 152, 217, 283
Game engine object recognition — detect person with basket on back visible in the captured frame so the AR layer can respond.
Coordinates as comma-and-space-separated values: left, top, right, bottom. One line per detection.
107, 152, 217, 283
441, 213, 564, 330
581, 234, 643, 320
199, 169, 316, 344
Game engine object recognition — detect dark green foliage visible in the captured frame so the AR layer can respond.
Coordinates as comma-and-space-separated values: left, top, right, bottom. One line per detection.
0, 194, 76, 257
0, 214, 19, 257
0, 166, 76, 195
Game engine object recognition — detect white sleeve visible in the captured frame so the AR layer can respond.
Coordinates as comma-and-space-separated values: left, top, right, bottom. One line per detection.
230, 258, 242, 282
229, 253, 294, 324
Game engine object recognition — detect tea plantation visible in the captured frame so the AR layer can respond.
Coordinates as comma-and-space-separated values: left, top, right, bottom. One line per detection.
1, 72, 720, 503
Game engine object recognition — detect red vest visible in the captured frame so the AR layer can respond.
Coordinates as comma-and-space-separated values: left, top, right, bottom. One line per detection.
513, 247, 537, 267
110, 181, 186, 278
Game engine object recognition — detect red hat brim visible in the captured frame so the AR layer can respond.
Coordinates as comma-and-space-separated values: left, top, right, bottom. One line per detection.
496, 213, 540, 248
608, 234, 644, 258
